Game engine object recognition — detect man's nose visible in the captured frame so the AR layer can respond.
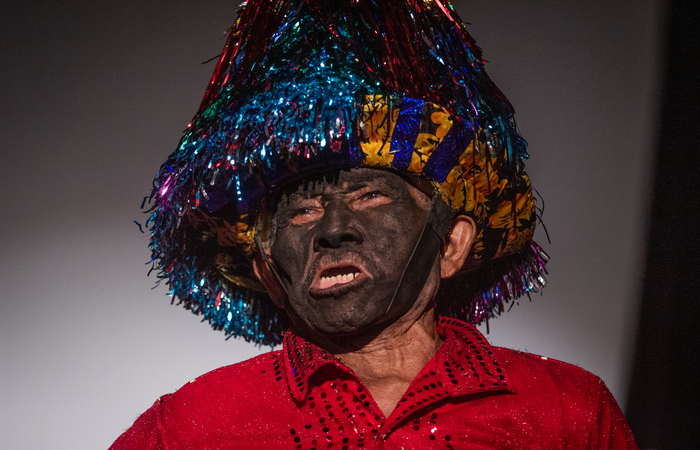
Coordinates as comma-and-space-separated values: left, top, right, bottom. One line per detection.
313, 199, 364, 250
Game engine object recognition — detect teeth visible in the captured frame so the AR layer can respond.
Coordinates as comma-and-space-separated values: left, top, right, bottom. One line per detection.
319, 272, 360, 287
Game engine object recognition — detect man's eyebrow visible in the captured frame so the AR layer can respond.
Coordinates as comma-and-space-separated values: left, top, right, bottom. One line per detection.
288, 180, 376, 199
282, 175, 400, 204
285, 187, 324, 203
341, 179, 380, 192
283, 192, 316, 204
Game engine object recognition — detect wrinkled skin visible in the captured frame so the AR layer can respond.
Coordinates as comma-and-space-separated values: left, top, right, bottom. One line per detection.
267, 168, 430, 337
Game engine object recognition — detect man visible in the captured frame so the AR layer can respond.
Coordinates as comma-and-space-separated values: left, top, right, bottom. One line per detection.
112, 0, 636, 447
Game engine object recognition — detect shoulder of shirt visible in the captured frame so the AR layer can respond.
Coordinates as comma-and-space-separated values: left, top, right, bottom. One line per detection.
492, 346, 600, 379
486, 346, 629, 445
184, 349, 282, 382
155, 350, 284, 405
123, 350, 289, 440
492, 347, 607, 402
490, 345, 606, 395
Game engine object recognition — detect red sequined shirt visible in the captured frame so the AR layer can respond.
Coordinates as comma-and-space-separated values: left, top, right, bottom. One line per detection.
111, 318, 637, 449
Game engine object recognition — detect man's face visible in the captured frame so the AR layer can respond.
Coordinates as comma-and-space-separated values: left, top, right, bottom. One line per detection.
267, 168, 431, 336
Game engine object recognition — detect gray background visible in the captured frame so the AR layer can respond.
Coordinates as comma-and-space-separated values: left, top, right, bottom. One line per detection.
0, 1, 662, 448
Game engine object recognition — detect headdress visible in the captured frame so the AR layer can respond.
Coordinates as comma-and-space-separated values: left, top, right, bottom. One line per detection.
144, 0, 548, 345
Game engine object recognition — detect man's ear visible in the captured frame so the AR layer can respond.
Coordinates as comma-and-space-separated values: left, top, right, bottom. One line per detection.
252, 253, 287, 308
440, 215, 476, 279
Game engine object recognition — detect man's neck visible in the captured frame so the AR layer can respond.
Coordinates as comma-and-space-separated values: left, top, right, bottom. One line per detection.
329, 308, 443, 417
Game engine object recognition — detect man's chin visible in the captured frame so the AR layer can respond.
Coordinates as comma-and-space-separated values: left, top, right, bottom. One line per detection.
304, 310, 394, 340
288, 284, 399, 340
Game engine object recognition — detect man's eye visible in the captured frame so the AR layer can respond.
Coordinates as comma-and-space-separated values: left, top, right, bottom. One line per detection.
292, 207, 315, 217
351, 190, 391, 210
360, 191, 384, 200
287, 206, 322, 225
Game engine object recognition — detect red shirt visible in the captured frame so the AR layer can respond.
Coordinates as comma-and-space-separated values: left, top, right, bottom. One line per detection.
111, 318, 637, 449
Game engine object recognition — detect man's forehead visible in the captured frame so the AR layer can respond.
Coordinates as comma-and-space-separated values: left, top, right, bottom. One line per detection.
281, 168, 409, 200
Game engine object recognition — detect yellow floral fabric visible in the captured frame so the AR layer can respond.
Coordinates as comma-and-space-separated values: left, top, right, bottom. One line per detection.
358, 96, 536, 269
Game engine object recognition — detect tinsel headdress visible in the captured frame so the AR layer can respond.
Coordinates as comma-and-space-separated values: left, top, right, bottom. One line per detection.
145, 0, 548, 345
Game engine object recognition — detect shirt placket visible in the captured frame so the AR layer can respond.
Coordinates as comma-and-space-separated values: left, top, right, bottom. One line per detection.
370, 358, 453, 447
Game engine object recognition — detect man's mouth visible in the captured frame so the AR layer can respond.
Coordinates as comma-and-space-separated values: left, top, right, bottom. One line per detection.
310, 264, 367, 297
318, 266, 361, 289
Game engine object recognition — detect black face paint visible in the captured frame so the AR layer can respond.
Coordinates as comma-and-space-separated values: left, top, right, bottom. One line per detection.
266, 168, 439, 337
383, 193, 453, 316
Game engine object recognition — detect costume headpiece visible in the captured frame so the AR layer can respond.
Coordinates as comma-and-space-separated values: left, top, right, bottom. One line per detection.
145, 0, 548, 345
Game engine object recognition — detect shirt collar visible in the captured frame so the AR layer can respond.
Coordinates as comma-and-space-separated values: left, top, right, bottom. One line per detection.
283, 317, 513, 403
